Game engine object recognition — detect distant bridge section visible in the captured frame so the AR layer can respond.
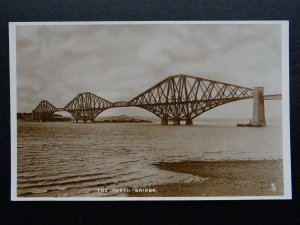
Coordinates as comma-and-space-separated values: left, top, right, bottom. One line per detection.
32, 100, 58, 121
264, 94, 282, 100
63, 92, 113, 122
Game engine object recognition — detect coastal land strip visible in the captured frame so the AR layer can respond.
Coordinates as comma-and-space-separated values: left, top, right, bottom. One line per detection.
129, 159, 283, 197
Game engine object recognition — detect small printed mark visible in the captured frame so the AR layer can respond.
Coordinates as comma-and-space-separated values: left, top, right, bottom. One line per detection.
271, 182, 277, 192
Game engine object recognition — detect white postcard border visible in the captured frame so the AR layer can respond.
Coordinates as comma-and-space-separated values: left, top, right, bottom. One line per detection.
9, 21, 291, 201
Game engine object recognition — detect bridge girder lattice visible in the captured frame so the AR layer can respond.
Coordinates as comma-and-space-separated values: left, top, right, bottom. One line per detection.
32, 100, 57, 121
129, 74, 254, 121
63, 92, 113, 122
264, 94, 282, 100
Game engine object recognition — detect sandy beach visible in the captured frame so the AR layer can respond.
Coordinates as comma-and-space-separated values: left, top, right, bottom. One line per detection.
129, 160, 283, 197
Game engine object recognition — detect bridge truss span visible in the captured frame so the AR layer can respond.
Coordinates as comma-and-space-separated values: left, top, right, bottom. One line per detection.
63, 92, 113, 122
112, 101, 130, 107
264, 94, 282, 100
129, 74, 254, 124
32, 100, 58, 121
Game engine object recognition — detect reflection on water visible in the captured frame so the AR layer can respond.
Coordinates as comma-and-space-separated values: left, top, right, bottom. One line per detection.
17, 121, 282, 197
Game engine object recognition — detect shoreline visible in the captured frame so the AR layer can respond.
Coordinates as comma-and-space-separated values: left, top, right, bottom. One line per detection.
129, 159, 283, 197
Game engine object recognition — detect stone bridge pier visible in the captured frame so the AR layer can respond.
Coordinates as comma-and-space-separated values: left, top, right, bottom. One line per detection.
251, 87, 266, 127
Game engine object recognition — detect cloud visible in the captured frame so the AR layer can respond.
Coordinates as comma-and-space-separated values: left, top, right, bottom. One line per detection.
15, 23, 283, 119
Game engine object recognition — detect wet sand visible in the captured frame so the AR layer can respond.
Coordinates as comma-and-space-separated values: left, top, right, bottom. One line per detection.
129, 160, 283, 197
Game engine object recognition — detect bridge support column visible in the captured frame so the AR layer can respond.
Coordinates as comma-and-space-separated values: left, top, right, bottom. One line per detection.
173, 119, 180, 125
252, 87, 266, 127
186, 118, 193, 125
161, 118, 168, 125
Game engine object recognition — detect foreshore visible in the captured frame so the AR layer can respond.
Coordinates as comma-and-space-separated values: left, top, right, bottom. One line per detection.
129, 159, 283, 197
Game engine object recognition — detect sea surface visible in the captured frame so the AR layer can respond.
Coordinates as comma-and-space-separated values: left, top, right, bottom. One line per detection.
16, 121, 283, 197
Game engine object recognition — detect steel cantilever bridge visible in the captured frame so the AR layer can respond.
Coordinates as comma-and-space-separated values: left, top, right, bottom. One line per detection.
32, 74, 282, 125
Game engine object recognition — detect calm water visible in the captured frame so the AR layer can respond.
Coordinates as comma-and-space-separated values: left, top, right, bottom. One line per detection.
17, 121, 282, 197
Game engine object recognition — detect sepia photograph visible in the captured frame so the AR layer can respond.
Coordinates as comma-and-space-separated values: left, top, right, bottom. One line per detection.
9, 21, 291, 200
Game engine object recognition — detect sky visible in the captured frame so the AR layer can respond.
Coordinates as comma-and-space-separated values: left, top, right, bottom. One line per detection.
15, 23, 283, 119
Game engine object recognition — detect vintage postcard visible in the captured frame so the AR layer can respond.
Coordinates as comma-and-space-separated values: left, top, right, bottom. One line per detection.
9, 21, 291, 200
